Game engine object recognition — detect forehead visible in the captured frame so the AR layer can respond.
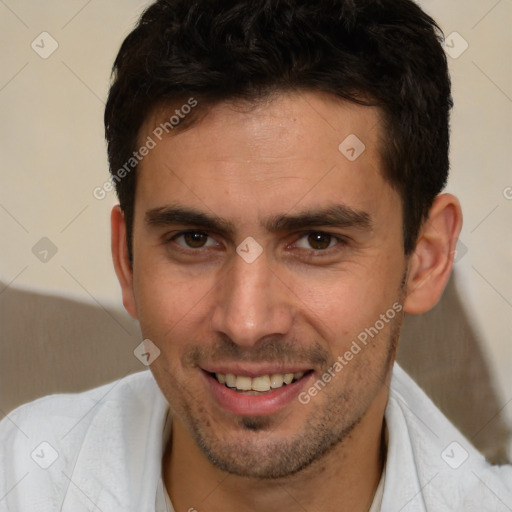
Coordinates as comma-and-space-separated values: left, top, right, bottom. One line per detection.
135, 91, 395, 226
142, 91, 382, 162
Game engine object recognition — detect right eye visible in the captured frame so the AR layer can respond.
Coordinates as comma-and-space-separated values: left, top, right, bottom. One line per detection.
170, 231, 219, 249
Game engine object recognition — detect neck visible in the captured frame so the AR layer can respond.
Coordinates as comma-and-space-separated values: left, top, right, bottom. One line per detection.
163, 385, 387, 512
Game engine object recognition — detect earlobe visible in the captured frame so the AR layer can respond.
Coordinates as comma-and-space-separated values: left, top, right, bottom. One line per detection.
404, 193, 463, 314
111, 205, 138, 319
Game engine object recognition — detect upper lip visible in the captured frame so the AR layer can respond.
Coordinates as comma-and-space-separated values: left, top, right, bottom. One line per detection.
201, 364, 312, 378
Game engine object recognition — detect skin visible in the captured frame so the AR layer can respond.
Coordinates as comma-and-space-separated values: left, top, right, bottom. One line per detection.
111, 91, 462, 512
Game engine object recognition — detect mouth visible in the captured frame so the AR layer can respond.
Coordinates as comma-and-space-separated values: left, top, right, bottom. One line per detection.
212, 371, 310, 394
202, 368, 314, 416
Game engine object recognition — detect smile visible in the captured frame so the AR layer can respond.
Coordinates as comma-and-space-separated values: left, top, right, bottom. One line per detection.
203, 369, 314, 416
213, 371, 308, 393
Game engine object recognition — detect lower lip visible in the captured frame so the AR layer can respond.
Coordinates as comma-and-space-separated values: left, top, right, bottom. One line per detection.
203, 371, 313, 417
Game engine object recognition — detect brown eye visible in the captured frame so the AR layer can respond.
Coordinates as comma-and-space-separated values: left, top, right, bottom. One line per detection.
168, 230, 220, 254
183, 232, 209, 248
307, 232, 334, 250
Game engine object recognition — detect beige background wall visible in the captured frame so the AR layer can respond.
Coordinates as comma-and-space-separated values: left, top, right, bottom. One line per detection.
1, 0, 511, 453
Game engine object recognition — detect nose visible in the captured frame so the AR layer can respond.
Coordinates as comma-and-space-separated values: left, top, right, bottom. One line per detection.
210, 251, 294, 347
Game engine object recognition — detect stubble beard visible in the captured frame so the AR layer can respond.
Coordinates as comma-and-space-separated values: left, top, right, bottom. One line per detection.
177, 316, 401, 480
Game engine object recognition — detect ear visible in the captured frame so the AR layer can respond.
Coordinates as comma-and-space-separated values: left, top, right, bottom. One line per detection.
111, 205, 138, 319
404, 193, 463, 314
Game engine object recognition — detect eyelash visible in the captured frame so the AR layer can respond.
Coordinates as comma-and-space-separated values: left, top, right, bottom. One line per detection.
166, 230, 348, 254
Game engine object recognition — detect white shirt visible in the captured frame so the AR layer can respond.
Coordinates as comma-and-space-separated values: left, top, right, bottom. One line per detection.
0, 364, 511, 511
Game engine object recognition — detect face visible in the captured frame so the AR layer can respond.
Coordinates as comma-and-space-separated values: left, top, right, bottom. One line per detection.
127, 92, 407, 479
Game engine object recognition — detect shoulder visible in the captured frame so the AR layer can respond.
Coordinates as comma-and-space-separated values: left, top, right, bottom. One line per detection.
0, 371, 167, 510
1, 370, 159, 441
386, 364, 512, 511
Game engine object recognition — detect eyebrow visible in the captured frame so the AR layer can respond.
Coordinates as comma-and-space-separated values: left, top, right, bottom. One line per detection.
145, 205, 236, 236
144, 204, 372, 235
266, 205, 372, 232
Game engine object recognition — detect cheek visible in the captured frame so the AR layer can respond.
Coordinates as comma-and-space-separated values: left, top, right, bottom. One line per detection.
287, 263, 403, 352
132, 260, 217, 346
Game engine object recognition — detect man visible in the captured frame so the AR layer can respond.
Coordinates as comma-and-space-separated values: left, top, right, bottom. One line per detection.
1, 0, 511, 510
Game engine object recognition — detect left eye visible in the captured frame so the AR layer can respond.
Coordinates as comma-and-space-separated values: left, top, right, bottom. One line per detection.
295, 232, 339, 250
172, 231, 218, 249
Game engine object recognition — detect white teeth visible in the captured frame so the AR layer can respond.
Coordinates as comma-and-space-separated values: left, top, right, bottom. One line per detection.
235, 375, 252, 391
252, 375, 271, 392
225, 373, 236, 387
214, 371, 307, 392
270, 373, 284, 388
283, 373, 294, 385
